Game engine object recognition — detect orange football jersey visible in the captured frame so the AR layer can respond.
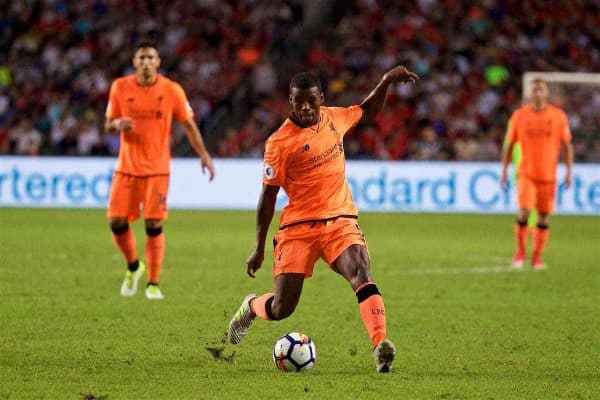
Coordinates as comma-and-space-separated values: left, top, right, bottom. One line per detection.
105, 74, 194, 176
506, 104, 571, 182
263, 105, 364, 228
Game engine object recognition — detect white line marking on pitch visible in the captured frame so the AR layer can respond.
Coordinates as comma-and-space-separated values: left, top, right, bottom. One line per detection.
394, 265, 526, 276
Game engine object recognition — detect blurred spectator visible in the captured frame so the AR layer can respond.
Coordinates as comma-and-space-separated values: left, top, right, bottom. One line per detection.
476, 127, 502, 161
252, 56, 278, 97
55, 124, 79, 155
454, 133, 479, 161
0, 127, 9, 154
77, 115, 100, 155
10, 119, 42, 155
411, 126, 444, 161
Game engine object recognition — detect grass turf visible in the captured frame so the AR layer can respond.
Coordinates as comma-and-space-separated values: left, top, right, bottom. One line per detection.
0, 209, 598, 399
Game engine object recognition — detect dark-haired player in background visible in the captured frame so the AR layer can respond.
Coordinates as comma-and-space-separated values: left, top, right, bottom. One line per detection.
227, 67, 418, 372
105, 42, 215, 300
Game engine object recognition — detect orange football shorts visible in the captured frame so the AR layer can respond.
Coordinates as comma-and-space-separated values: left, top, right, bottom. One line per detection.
517, 175, 556, 214
272, 217, 368, 277
107, 172, 169, 221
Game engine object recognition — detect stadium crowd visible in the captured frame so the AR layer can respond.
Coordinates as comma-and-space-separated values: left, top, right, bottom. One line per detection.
2, 0, 599, 162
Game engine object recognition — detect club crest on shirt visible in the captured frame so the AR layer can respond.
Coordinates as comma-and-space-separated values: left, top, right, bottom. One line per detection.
329, 121, 337, 133
329, 121, 340, 140
263, 164, 276, 179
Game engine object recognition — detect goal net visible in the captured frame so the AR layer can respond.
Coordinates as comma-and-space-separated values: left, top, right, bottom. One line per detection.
522, 72, 600, 163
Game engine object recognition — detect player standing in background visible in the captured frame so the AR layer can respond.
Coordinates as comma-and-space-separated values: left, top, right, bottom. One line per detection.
105, 42, 215, 300
227, 67, 418, 372
501, 79, 573, 269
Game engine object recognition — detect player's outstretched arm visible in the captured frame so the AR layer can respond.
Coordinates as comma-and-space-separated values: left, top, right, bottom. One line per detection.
182, 117, 215, 181
500, 140, 515, 190
246, 184, 280, 278
360, 65, 419, 122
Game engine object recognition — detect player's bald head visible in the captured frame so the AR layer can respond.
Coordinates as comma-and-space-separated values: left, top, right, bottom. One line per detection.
530, 78, 549, 104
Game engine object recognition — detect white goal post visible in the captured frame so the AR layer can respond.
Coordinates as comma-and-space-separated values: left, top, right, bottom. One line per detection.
522, 72, 600, 97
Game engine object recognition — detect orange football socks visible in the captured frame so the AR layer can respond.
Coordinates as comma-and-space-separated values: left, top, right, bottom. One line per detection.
112, 225, 138, 264
514, 222, 528, 254
250, 293, 275, 321
146, 228, 165, 284
355, 282, 387, 347
533, 225, 549, 259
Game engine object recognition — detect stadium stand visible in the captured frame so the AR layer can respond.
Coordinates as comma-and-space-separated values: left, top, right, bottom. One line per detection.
2, 0, 598, 161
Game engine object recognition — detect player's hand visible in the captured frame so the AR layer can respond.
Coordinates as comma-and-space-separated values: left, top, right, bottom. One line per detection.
500, 169, 509, 190
563, 173, 572, 189
383, 66, 419, 85
200, 153, 215, 181
246, 249, 264, 278
115, 117, 134, 131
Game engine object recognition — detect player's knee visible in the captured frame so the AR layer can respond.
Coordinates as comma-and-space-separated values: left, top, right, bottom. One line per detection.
517, 210, 530, 224
515, 217, 528, 226
537, 217, 549, 230
347, 262, 371, 290
145, 219, 162, 228
109, 219, 129, 234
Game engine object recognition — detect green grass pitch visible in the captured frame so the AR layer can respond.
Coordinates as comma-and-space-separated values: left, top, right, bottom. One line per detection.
1, 209, 598, 399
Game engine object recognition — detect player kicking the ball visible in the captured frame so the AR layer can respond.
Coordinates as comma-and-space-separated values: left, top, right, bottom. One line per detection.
227, 66, 418, 372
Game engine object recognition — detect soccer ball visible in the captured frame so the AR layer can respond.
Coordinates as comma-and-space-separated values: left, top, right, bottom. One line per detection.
272, 332, 316, 372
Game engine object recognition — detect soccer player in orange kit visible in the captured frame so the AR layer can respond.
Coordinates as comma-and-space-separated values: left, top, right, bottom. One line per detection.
105, 42, 215, 300
501, 78, 573, 269
227, 67, 419, 373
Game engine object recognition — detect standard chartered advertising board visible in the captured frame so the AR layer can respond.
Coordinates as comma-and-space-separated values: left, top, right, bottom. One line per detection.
0, 157, 598, 215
